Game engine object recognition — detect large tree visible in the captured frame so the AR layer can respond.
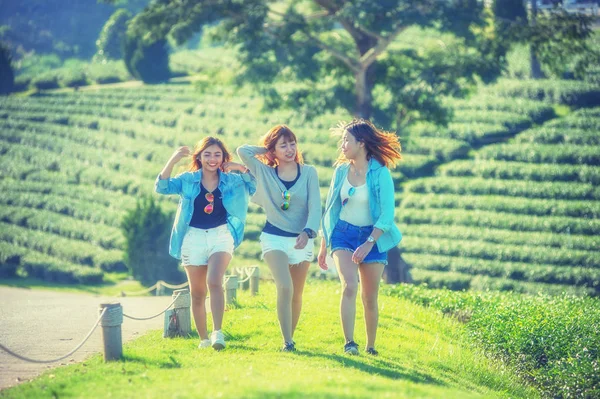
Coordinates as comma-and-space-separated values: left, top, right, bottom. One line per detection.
492, 0, 597, 79
116, 0, 500, 125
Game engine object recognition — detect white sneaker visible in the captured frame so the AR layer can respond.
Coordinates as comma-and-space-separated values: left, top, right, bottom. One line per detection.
198, 339, 211, 349
211, 330, 225, 350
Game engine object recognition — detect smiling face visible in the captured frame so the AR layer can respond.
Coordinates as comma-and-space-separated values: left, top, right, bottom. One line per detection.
340, 129, 364, 160
198, 144, 224, 172
272, 136, 297, 165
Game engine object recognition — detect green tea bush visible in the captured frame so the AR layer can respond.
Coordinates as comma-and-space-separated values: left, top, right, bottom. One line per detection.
446, 95, 555, 123
403, 222, 599, 251
404, 252, 600, 289
401, 236, 599, 268
478, 143, 600, 165
0, 242, 25, 278
406, 177, 600, 201
31, 74, 60, 91
21, 251, 104, 284
439, 160, 600, 185
399, 207, 599, 235
493, 79, 600, 107
516, 127, 600, 146
385, 285, 600, 398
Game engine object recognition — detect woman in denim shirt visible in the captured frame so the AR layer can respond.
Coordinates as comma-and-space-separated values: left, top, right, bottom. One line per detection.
155, 137, 256, 351
318, 120, 402, 356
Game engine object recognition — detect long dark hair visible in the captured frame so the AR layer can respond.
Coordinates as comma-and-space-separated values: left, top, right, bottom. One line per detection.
333, 119, 402, 168
187, 136, 232, 172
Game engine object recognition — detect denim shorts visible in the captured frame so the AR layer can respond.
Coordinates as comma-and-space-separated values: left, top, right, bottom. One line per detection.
330, 220, 388, 265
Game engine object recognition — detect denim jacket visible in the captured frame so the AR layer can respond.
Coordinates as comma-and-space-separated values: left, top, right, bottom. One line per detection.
321, 158, 402, 253
155, 169, 256, 260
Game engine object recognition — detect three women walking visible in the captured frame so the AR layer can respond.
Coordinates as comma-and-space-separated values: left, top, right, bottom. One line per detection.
155, 119, 401, 356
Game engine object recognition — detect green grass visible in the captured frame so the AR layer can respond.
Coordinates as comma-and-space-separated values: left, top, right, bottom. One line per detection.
387, 285, 600, 398
1, 281, 538, 399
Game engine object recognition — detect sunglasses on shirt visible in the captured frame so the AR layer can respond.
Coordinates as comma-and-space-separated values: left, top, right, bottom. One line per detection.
342, 186, 356, 207
204, 192, 215, 214
281, 190, 291, 211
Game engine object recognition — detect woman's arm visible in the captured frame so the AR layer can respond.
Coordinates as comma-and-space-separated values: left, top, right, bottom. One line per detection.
236, 145, 269, 176
223, 162, 257, 196
372, 167, 396, 234
305, 166, 322, 234
155, 146, 190, 195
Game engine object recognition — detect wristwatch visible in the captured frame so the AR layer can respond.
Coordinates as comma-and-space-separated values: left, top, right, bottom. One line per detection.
367, 235, 376, 243
303, 228, 317, 239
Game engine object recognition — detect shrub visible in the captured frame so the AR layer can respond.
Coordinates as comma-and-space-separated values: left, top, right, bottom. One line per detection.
121, 196, 183, 286
60, 70, 89, 88
13, 76, 31, 92
31, 74, 60, 91
385, 286, 600, 398
123, 34, 170, 83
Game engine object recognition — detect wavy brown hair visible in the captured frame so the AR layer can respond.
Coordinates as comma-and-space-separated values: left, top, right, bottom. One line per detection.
333, 119, 402, 168
187, 136, 232, 172
258, 124, 304, 167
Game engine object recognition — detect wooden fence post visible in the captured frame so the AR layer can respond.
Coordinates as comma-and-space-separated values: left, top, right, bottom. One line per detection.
99, 303, 123, 361
239, 268, 250, 291
163, 288, 191, 338
224, 275, 238, 306
250, 267, 260, 296
155, 281, 165, 296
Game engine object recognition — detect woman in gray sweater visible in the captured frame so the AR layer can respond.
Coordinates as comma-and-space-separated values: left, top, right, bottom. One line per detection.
237, 125, 322, 352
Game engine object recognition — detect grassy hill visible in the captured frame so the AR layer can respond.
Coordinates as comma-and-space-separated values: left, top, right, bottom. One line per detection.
1, 76, 600, 297
0, 281, 539, 399
400, 82, 600, 296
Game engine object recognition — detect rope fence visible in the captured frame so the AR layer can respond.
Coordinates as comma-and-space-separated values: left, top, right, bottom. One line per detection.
1, 267, 260, 364
0, 308, 107, 364
122, 293, 181, 321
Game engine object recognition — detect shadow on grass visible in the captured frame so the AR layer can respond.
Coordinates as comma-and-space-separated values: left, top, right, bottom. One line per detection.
296, 351, 445, 387
122, 354, 182, 369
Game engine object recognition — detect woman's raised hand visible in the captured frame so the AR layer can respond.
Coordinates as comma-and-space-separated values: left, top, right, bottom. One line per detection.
170, 146, 191, 164
222, 162, 248, 173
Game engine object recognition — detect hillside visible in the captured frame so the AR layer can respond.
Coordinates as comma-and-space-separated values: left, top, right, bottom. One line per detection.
0, 78, 599, 296
0, 281, 539, 399
401, 82, 600, 296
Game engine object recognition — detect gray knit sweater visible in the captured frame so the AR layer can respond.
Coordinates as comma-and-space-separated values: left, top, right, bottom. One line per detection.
237, 145, 321, 235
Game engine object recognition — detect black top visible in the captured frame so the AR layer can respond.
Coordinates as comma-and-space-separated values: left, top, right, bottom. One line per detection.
262, 163, 301, 237
276, 163, 301, 190
189, 185, 228, 229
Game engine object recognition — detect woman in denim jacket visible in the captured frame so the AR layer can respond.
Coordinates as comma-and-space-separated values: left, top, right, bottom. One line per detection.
155, 137, 256, 351
318, 120, 402, 356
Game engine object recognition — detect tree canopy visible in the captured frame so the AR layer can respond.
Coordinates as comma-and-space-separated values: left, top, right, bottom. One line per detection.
123, 0, 502, 127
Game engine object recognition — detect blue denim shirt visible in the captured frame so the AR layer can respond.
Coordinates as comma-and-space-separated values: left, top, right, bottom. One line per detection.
155, 170, 256, 260
321, 158, 402, 253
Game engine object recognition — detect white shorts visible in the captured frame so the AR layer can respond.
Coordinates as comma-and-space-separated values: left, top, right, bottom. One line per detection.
259, 232, 314, 266
181, 225, 234, 266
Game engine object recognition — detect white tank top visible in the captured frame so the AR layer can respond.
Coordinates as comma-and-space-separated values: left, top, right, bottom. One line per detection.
339, 175, 373, 227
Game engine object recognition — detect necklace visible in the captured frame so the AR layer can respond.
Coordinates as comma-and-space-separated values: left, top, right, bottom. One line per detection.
351, 164, 366, 177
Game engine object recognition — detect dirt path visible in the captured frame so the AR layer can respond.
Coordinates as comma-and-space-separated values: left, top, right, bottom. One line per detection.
0, 286, 181, 390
